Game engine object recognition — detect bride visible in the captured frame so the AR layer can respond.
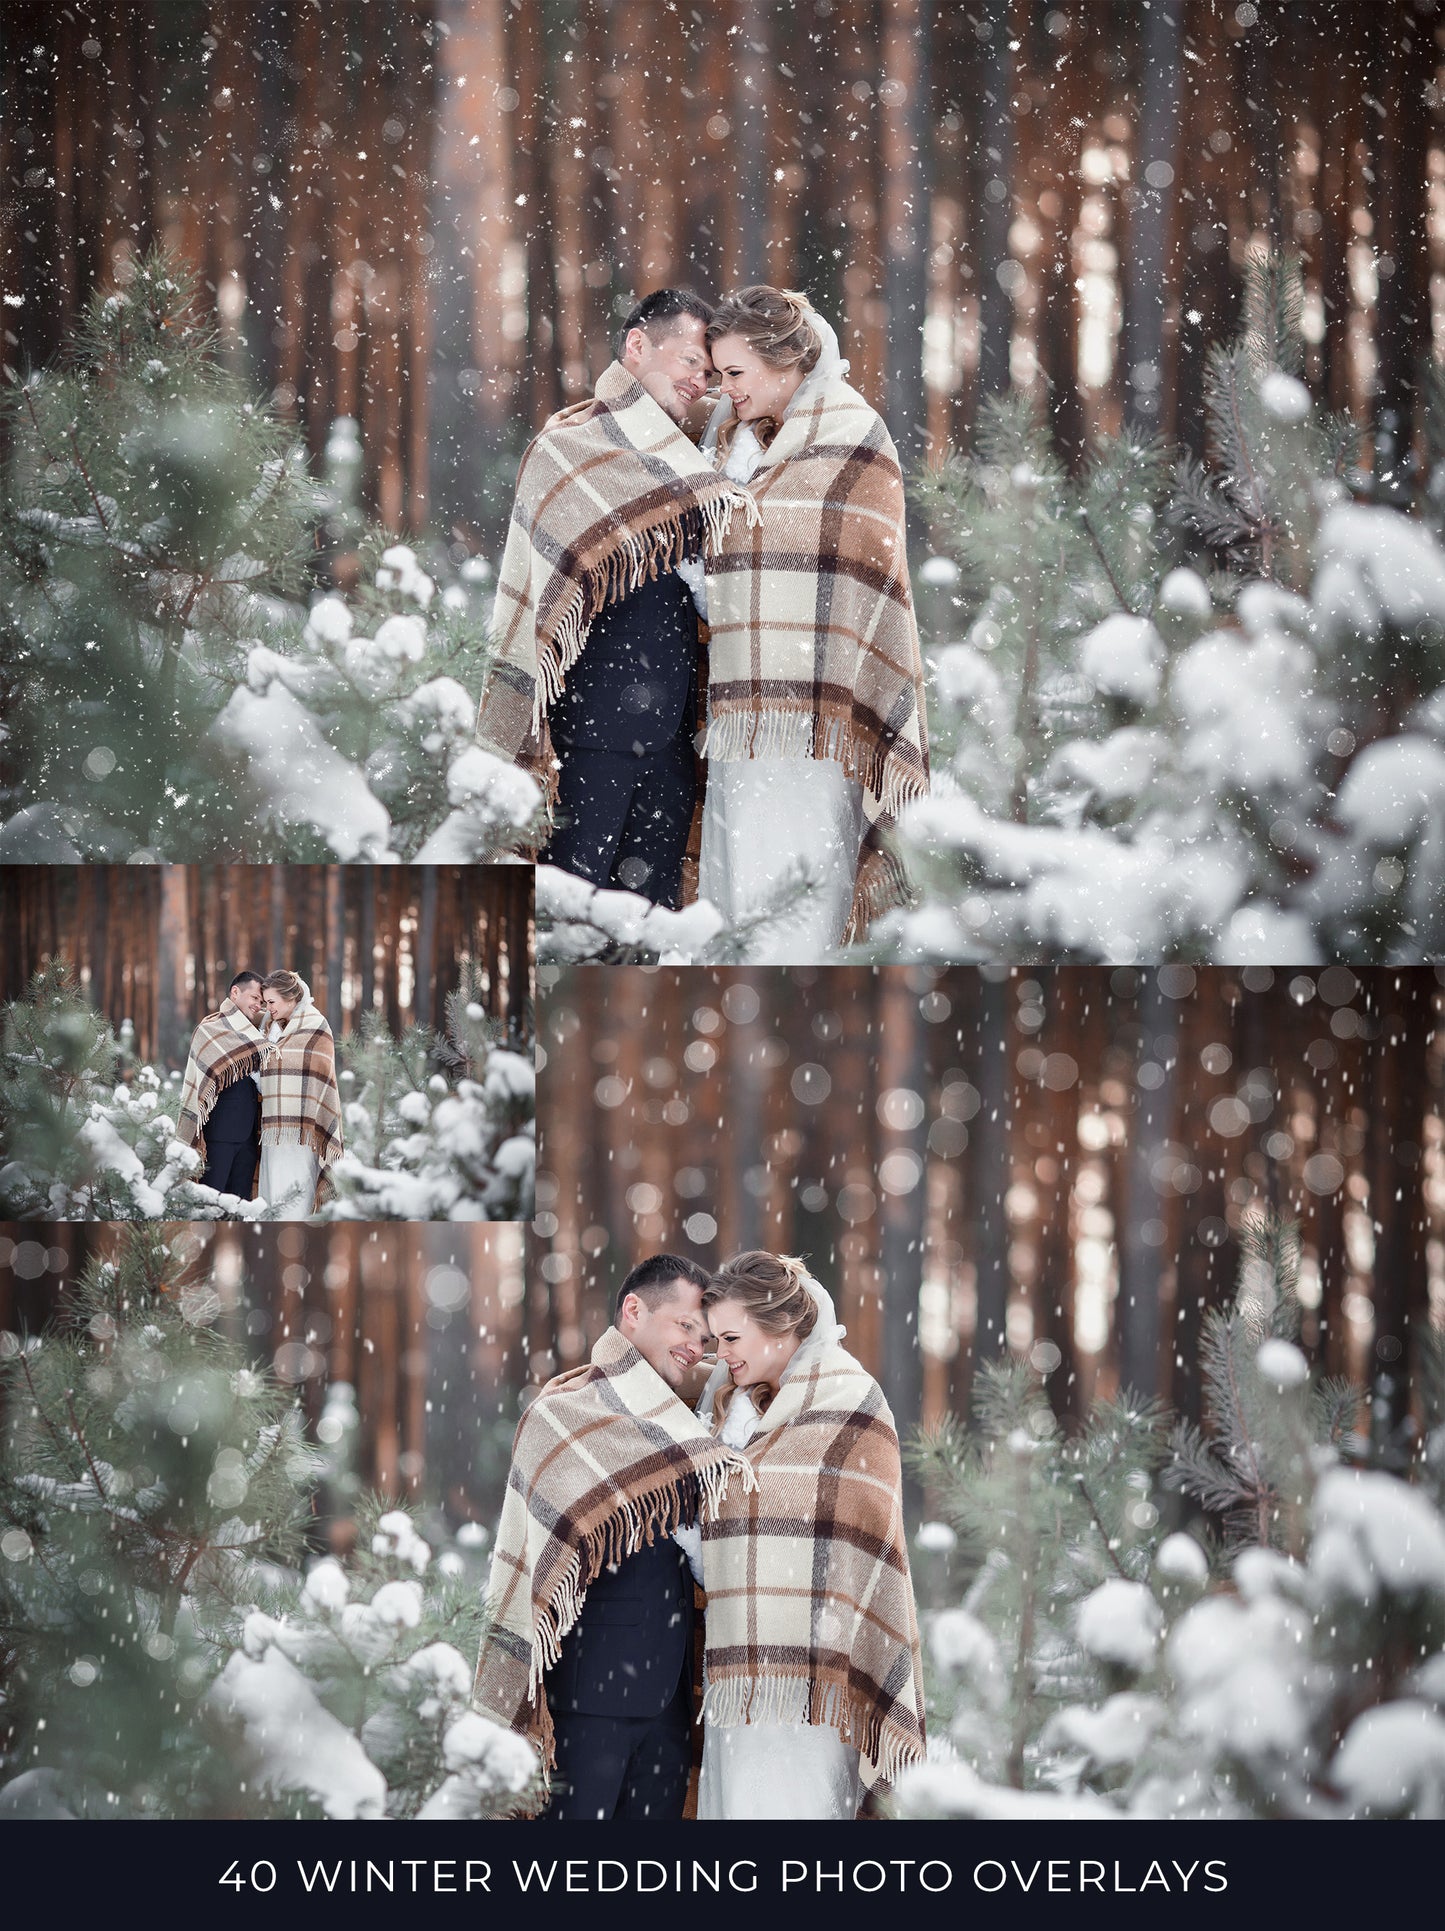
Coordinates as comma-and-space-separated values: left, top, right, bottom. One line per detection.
257, 969, 344, 1217
695, 287, 931, 961
676, 1251, 926, 1819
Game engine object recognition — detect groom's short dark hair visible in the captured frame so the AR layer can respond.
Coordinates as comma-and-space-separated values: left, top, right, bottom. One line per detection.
229, 970, 264, 993
615, 1252, 710, 1319
616, 288, 713, 359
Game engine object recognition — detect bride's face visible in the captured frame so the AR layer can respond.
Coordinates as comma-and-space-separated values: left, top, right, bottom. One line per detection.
708, 1298, 801, 1394
709, 333, 805, 425
264, 989, 298, 1024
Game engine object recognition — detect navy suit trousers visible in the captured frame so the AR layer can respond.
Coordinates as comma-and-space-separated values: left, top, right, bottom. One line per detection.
544, 732, 696, 910
546, 1675, 693, 1821
200, 1139, 259, 1199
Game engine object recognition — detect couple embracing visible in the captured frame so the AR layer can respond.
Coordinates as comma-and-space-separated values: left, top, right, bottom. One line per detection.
476, 284, 931, 961
475, 1251, 925, 1820
175, 968, 344, 1217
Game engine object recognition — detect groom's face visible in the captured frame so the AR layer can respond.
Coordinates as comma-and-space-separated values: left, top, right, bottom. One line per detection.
623, 317, 712, 423
231, 979, 264, 1023
620, 1283, 707, 1387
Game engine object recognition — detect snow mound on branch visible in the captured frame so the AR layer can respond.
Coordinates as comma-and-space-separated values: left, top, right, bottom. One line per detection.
929, 1608, 1005, 1709
1078, 614, 1164, 707
1075, 1579, 1161, 1672
212, 682, 393, 861
1334, 736, 1445, 845
1165, 1595, 1318, 1764
1172, 629, 1316, 790
208, 1646, 386, 1819
1154, 1534, 1209, 1586
1311, 1468, 1445, 1608
1255, 1338, 1309, 1389
1331, 1700, 1445, 1818
417, 1711, 537, 1820
1042, 1692, 1168, 1770
536, 865, 726, 964
1259, 371, 1311, 423
1314, 502, 1445, 643
413, 747, 543, 862
892, 1759, 1115, 1820
1213, 903, 1322, 966
1158, 567, 1212, 620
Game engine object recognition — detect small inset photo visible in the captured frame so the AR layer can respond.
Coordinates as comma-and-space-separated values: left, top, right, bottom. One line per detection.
1, 863, 533, 1222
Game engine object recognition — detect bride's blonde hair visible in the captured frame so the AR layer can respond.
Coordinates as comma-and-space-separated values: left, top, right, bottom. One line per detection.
704, 1252, 820, 1416
263, 969, 310, 1005
707, 286, 822, 459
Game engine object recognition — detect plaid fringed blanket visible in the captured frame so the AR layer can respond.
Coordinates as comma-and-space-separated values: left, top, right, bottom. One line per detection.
703, 381, 930, 930
175, 998, 269, 1156
257, 1003, 343, 1167
699, 1340, 927, 1789
474, 1326, 754, 1797
474, 362, 758, 809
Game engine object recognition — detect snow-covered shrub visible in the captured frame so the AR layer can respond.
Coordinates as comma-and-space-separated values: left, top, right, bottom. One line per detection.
0, 251, 542, 865
900, 1213, 1445, 1820
209, 1503, 537, 1821
883, 254, 1445, 964
320, 991, 535, 1223
0, 1230, 537, 1820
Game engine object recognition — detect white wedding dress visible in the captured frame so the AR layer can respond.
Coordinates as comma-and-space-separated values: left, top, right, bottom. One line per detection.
693, 314, 866, 963
676, 1287, 864, 1821
257, 1017, 321, 1218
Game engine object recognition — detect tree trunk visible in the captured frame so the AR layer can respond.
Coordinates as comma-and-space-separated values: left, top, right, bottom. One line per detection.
1121, 0, 1184, 436
973, 0, 1017, 406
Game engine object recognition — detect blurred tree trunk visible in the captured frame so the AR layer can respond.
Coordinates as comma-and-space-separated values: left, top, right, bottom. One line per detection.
971, 972, 1015, 1358
1366, 975, 1435, 1462
509, 0, 564, 429
1116, 978, 1175, 1397
1121, 0, 1183, 436
155, 867, 190, 1069
731, 0, 770, 284
880, 0, 932, 481
877, 970, 927, 1482
973, 0, 1017, 407
1367, 9, 1432, 496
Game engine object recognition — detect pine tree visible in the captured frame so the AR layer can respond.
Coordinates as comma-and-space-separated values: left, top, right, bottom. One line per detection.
889, 253, 1445, 965
0, 252, 543, 866
208, 1500, 537, 1820
324, 988, 536, 1222
0, 1229, 539, 1820
1167, 1211, 1362, 1557
0, 1228, 320, 1815
908, 1360, 1170, 1789
1175, 251, 1355, 590
912, 397, 1173, 824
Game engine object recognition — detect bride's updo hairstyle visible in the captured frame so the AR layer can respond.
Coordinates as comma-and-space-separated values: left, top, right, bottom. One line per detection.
262, 969, 309, 1005
705, 286, 823, 378
703, 1250, 820, 1342
706, 288, 822, 457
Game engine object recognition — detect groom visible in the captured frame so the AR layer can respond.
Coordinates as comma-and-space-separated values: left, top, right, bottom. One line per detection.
476, 289, 755, 910
175, 969, 268, 1196
475, 1253, 730, 1819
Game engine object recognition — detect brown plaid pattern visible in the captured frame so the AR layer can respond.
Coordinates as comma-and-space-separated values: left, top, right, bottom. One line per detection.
175, 998, 268, 1158
474, 361, 759, 811
257, 1004, 343, 1167
474, 1326, 753, 1796
703, 382, 931, 930
699, 1343, 927, 1789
